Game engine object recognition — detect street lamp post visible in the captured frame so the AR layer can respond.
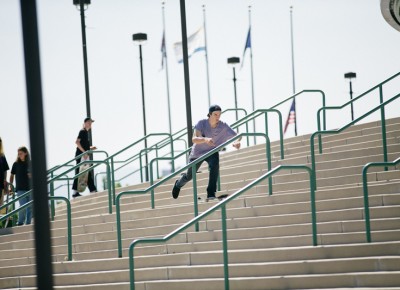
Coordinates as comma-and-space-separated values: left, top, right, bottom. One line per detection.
73, 0, 91, 117
133, 33, 149, 182
227, 57, 240, 122
344, 72, 357, 121
73, 0, 93, 144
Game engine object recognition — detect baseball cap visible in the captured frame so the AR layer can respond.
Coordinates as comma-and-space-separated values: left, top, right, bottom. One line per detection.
84, 117, 95, 123
209, 104, 222, 114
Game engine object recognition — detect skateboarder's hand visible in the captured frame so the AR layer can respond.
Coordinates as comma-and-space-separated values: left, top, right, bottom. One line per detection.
90, 146, 97, 150
232, 141, 241, 149
204, 138, 214, 146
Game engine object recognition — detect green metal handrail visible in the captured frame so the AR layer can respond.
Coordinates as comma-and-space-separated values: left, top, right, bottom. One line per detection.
116, 132, 273, 258
1, 183, 16, 228
128, 164, 317, 290
52, 160, 113, 212
0, 196, 72, 260
222, 108, 249, 146
104, 133, 174, 200
48, 150, 108, 216
362, 156, 400, 243
317, 71, 400, 154
230, 109, 284, 159
310, 92, 400, 189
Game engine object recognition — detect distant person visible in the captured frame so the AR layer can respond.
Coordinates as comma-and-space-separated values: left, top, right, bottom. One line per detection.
172, 105, 241, 201
72, 117, 97, 198
10, 146, 32, 225
0, 137, 9, 206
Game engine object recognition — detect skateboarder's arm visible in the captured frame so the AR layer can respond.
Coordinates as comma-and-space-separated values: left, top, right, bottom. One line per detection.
75, 139, 86, 153
192, 129, 214, 146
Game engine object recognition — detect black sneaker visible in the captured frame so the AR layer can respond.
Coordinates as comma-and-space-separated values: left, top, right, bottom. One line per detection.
172, 180, 180, 199
72, 192, 82, 198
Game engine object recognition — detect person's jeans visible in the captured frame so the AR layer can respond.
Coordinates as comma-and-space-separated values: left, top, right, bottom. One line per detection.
176, 152, 219, 198
17, 190, 32, 225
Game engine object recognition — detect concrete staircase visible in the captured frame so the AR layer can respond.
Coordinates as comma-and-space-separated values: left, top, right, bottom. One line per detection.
0, 118, 399, 289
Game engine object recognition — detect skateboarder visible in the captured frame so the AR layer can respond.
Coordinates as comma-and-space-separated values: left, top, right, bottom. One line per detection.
172, 105, 241, 201
72, 117, 97, 198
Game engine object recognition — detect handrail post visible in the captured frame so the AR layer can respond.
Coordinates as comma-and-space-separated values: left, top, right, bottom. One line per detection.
277, 110, 284, 160
264, 113, 273, 195
170, 134, 175, 173
310, 134, 317, 190
362, 165, 372, 243
317, 109, 323, 154
309, 168, 317, 246
106, 162, 113, 213
156, 144, 160, 180
322, 90, 326, 130
116, 195, 123, 258
379, 85, 388, 171
139, 151, 143, 184
49, 172, 55, 221
150, 163, 155, 209
111, 156, 116, 201
192, 165, 199, 232
221, 204, 230, 290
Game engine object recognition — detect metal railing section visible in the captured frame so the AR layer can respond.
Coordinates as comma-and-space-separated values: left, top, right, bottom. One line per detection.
231, 109, 284, 159
310, 92, 400, 189
0, 195, 72, 260
362, 156, 400, 243
50, 160, 113, 213
128, 164, 317, 290
317, 71, 400, 154
116, 132, 273, 258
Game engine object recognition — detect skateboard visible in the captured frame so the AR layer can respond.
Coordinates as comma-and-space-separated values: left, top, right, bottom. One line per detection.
77, 155, 90, 193
198, 193, 230, 202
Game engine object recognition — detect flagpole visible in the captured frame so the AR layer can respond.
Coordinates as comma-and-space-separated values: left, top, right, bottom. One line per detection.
248, 5, 257, 145
290, 6, 298, 136
162, 1, 172, 135
203, 4, 211, 107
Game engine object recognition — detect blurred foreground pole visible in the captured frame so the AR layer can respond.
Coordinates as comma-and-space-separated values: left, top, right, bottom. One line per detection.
20, 1, 54, 289
179, 0, 193, 147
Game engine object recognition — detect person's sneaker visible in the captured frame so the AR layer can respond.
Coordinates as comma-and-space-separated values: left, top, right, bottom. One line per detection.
72, 192, 82, 198
172, 180, 180, 199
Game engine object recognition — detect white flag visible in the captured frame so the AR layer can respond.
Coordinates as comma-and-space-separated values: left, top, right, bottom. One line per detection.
173, 26, 206, 63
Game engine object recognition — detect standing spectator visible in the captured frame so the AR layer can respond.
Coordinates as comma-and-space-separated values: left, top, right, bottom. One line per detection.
0, 137, 10, 206
172, 105, 241, 200
71, 117, 97, 198
10, 146, 32, 225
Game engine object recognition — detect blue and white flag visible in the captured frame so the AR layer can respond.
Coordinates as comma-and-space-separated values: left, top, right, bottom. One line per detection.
173, 26, 206, 63
161, 31, 167, 69
241, 27, 251, 68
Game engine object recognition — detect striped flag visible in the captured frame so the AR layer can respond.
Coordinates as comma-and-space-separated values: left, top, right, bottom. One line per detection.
173, 26, 206, 63
284, 100, 296, 134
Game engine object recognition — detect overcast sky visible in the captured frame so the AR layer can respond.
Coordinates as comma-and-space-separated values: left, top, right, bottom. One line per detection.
1, 0, 399, 187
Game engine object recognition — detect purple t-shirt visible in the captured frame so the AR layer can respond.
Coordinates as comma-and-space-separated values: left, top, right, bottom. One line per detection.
190, 119, 237, 159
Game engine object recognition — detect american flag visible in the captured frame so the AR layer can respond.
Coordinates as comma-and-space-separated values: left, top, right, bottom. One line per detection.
284, 100, 296, 134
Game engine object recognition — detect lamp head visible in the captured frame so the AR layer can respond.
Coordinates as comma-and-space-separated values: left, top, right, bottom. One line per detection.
132, 33, 148, 45
227, 57, 240, 66
344, 72, 357, 79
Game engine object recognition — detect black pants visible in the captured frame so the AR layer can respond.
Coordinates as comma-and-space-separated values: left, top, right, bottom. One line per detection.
176, 152, 219, 198
72, 155, 97, 192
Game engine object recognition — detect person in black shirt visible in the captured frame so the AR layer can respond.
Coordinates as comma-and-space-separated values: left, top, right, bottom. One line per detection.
72, 117, 97, 198
0, 137, 10, 206
10, 146, 32, 225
